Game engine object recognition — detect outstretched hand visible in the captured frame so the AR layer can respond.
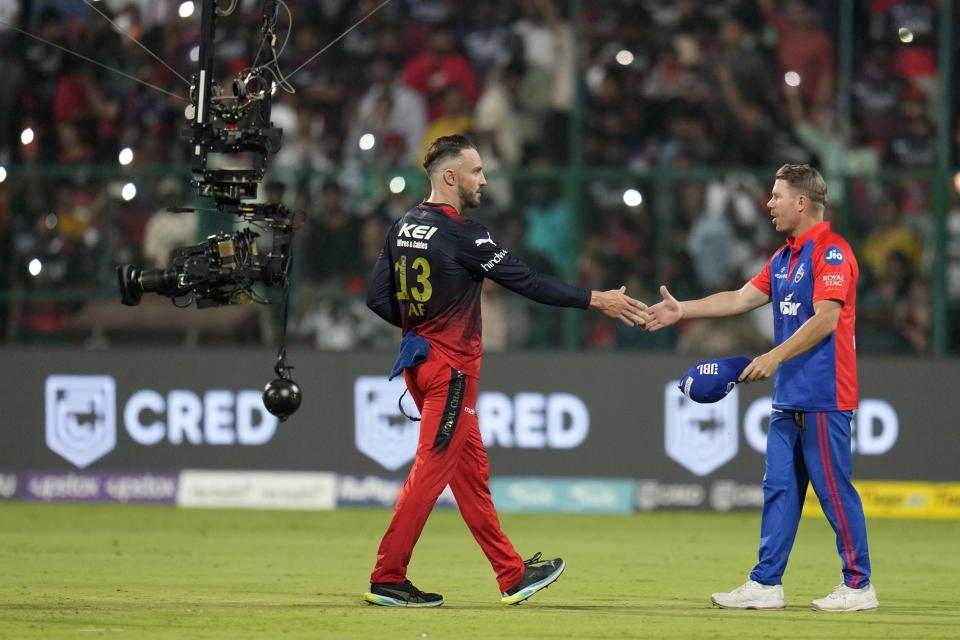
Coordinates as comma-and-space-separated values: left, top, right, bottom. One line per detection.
645, 285, 682, 332
590, 286, 649, 327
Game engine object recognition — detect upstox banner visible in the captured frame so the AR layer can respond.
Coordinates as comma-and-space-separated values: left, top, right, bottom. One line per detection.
0, 348, 955, 485
803, 481, 960, 520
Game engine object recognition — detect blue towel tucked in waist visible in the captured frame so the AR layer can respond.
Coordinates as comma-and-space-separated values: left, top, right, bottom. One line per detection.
389, 331, 431, 380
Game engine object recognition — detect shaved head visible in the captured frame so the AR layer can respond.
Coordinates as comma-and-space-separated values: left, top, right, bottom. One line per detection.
423, 135, 478, 176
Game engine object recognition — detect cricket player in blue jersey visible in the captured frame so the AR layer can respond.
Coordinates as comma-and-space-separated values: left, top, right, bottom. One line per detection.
648, 164, 878, 612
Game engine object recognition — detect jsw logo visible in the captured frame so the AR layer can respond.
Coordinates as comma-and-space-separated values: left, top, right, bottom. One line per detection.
779, 292, 800, 316
398, 223, 438, 240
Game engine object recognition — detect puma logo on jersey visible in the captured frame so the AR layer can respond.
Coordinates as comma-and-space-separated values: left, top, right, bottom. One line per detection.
475, 232, 495, 247
779, 292, 800, 316
398, 223, 439, 240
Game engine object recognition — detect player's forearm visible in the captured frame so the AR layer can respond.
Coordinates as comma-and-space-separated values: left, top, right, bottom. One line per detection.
680, 290, 757, 319
767, 308, 839, 364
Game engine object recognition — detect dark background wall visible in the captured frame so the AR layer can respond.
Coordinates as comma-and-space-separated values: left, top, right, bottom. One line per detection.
2, 348, 952, 482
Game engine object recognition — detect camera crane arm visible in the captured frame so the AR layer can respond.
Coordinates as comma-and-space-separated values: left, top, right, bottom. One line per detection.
118, 0, 302, 420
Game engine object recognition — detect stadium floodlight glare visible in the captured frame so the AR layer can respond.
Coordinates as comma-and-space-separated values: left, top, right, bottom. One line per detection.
784, 71, 801, 87
0, 166, 6, 183
623, 188, 643, 207
44, 213, 57, 230
189, 45, 200, 63
616, 50, 634, 66
20, 128, 35, 145
389, 176, 406, 194
28, 258, 42, 277
179, 2, 195, 18
898, 27, 914, 43
359, 133, 376, 151
121, 182, 137, 201
118, 147, 134, 166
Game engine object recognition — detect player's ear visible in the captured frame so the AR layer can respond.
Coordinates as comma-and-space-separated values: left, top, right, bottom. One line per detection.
443, 168, 456, 186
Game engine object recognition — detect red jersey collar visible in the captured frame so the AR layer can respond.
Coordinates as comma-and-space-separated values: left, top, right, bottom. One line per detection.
786, 220, 830, 252
421, 201, 461, 219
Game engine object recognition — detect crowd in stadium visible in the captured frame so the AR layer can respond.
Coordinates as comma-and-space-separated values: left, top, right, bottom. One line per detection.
0, 0, 945, 353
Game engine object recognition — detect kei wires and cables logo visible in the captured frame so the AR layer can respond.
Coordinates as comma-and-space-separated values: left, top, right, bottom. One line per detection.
45, 375, 117, 468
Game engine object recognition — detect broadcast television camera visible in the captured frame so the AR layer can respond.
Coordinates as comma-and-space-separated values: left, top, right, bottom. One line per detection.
115, 0, 301, 420
117, 0, 293, 311
116, 207, 294, 308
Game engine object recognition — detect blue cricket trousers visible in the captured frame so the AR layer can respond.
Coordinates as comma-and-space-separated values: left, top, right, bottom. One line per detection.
750, 409, 871, 588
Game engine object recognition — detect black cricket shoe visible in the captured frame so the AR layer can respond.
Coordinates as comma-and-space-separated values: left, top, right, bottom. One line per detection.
500, 552, 565, 605
364, 580, 444, 607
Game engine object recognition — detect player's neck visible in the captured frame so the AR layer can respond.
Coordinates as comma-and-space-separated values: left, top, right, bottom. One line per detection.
789, 217, 821, 239
425, 189, 461, 213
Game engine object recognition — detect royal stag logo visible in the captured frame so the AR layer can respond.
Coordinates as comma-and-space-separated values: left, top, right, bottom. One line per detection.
663, 381, 739, 476
354, 376, 420, 470
45, 375, 117, 468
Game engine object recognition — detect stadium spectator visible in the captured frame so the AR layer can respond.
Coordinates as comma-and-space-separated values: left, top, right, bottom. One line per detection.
858, 248, 928, 353
300, 180, 364, 292
756, 0, 836, 111
348, 57, 427, 168
472, 61, 526, 208
417, 85, 473, 165
0, 1, 946, 353
858, 195, 924, 279
684, 182, 742, 290
402, 27, 480, 122
887, 88, 936, 168
782, 81, 881, 207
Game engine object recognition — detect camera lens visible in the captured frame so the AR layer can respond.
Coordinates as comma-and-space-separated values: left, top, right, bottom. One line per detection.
117, 265, 170, 306
116, 264, 144, 306
138, 269, 168, 293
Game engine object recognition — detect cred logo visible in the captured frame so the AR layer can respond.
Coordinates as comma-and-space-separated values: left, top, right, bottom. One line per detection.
45, 375, 117, 468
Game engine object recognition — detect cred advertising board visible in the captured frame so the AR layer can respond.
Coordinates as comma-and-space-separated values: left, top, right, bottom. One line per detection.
0, 349, 954, 484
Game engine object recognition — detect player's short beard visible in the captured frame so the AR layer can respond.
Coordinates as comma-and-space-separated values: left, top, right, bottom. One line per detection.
459, 184, 481, 209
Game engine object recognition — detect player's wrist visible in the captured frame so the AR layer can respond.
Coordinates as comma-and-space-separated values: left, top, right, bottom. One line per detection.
588, 290, 603, 309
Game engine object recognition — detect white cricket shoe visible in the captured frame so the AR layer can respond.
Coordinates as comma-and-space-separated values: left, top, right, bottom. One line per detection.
811, 583, 878, 612
711, 580, 785, 610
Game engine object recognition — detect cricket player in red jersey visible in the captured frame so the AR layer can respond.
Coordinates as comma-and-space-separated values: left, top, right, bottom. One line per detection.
363, 135, 649, 607
647, 164, 877, 612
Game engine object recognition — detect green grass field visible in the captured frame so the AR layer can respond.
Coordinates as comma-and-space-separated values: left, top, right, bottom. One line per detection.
1, 503, 958, 639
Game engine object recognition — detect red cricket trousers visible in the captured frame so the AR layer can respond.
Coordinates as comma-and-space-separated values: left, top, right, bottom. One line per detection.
369, 350, 525, 592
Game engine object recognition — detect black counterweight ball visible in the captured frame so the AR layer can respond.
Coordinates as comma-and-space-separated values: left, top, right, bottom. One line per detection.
263, 378, 302, 421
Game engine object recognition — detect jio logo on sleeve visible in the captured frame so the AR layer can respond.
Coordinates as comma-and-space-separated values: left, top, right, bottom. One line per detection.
824, 246, 845, 265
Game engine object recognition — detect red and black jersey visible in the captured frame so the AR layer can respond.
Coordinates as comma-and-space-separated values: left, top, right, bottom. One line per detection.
367, 202, 591, 377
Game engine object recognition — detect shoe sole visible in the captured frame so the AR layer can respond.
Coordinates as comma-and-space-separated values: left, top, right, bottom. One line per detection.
711, 597, 785, 610
811, 602, 878, 612
363, 592, 443, 607
500, 561, 565, 605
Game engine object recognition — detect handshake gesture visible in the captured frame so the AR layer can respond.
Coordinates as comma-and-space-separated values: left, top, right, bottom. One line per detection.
589, 286, 650, 328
